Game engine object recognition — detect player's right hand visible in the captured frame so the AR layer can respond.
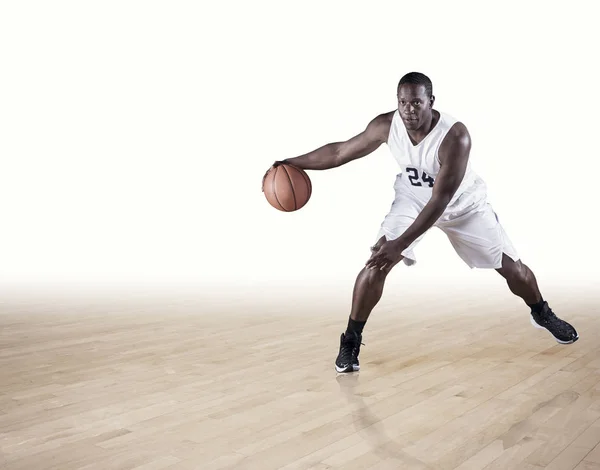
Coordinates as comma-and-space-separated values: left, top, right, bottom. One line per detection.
262, 161, 287, 191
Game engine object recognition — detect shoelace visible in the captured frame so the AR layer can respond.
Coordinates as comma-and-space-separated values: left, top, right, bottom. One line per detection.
340, 337, 365, 364
539, 309, 556, 323
536, 307, 573, 335
340, 339, 356, 364
537, 306, 562, 324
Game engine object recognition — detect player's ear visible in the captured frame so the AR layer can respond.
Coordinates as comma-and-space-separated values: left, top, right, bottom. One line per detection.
429, 95, 435, 108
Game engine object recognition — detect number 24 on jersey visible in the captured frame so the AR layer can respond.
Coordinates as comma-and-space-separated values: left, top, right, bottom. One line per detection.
405, 167, 435, 187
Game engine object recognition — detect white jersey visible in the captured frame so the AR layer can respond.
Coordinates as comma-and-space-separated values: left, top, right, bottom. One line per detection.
386, 110, 487, 216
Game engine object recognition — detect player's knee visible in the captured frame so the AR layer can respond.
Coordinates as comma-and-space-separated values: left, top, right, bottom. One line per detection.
361, 266, 388, 283
507, 260, 527, 283
498, 254, 524, 281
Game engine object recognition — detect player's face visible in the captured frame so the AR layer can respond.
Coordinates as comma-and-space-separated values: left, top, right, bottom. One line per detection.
397, 84, 434, 131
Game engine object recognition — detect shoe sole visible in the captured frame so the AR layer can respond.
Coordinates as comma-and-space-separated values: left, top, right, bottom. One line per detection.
530, 315, 579, 344
335, 364, 360, 373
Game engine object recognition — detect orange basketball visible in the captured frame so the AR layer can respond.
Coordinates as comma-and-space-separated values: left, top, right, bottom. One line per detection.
262, 164, 312, 212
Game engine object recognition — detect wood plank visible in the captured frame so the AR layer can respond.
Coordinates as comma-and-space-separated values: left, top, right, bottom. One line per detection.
1, 288, 599, 469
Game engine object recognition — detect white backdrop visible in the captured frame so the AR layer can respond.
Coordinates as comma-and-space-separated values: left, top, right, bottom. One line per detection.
1, 1, 598, 292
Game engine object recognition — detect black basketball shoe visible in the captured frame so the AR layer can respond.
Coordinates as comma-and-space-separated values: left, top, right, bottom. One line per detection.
335, 331, 363, 373
530, 301, 579, 344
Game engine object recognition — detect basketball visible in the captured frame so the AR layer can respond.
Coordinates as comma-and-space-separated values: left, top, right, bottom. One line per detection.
262, 163, 312, 212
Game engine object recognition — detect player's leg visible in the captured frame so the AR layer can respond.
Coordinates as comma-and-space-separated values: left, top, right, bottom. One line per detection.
495, 253, 578, 344
351, 236, 401, 322
335, 239, 408, 373
438, 204, 578, 344
336, 194, 425, 373
495, 253, 541, 304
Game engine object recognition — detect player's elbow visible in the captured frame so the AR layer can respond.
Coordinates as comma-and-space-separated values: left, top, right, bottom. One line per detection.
331, 143, 344, 167
332, 142, 358, 168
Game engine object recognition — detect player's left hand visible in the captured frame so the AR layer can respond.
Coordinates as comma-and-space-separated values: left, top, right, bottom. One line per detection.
365, 239, 407, 271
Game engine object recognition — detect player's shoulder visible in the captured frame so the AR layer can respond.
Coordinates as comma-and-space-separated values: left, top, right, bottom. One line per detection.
441, 112, 471, 146
438, 112, 471, 160
373, 110, 396, 126
366, 110, 395, 141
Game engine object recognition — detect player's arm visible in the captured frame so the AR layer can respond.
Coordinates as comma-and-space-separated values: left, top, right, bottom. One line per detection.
397, 122, 471, 245
276, 112, 393, 170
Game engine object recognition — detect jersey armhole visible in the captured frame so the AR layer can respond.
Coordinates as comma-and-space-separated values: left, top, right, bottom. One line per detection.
434, 136, 444, 166
386, 110, 399, 145
435, 115, 458, 167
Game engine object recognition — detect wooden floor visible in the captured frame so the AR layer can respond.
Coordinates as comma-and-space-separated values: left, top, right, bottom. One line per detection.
1, 284, 600, 469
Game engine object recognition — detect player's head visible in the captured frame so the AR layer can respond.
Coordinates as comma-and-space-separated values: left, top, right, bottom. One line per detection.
397, 72, 435, 131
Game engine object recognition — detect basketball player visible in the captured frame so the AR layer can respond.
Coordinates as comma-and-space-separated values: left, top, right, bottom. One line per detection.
267, 72, 579, 373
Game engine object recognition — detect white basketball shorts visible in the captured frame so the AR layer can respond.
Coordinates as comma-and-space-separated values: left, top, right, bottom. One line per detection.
376, 192, 520, 269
